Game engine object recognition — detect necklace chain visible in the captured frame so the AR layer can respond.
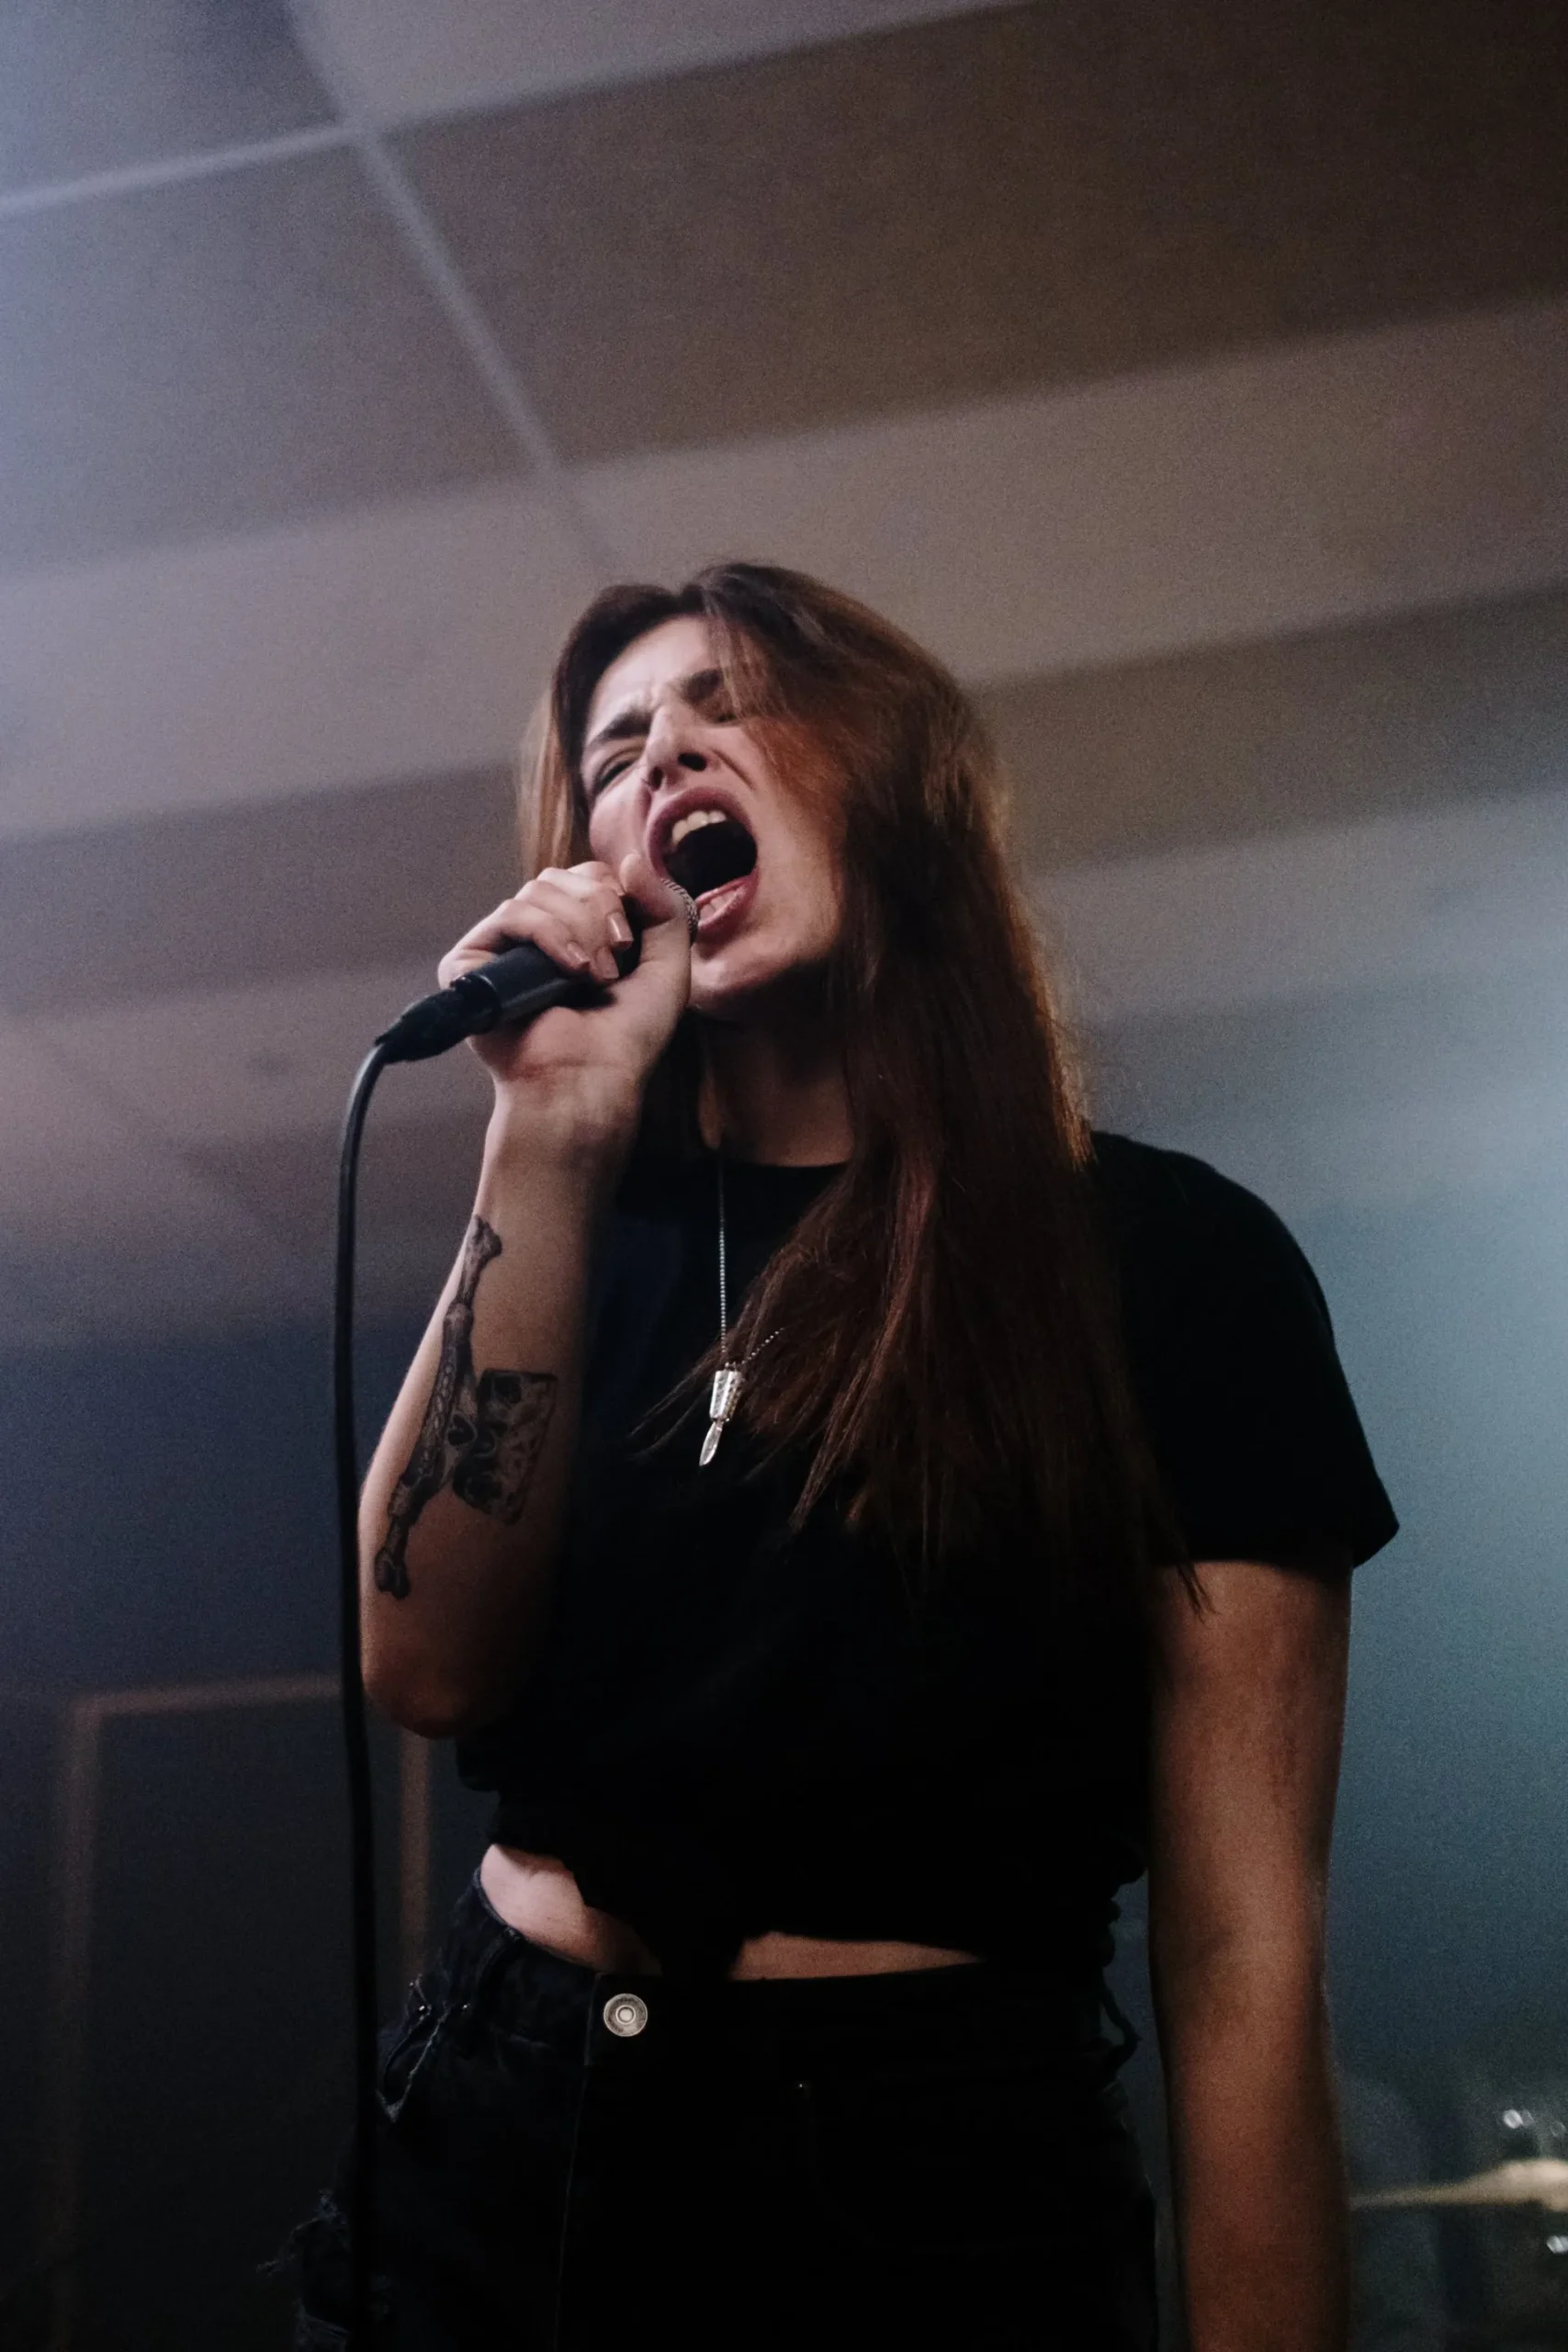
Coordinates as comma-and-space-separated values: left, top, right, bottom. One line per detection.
716, 1153, 783, 1369
717, 1149, 730, 1348
702, 1149, 782, 1467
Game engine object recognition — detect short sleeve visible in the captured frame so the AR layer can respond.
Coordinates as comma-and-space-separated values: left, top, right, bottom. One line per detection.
1092, 1135, 1398, 1569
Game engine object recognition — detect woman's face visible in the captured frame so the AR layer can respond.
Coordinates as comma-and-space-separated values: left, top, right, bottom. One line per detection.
582, 616, 841, 1016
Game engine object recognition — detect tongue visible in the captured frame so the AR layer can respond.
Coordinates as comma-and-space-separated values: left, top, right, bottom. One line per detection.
666, 817, 757, 901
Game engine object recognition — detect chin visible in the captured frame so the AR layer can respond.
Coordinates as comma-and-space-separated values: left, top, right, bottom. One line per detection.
692, 942, 831, 1022
690, 966, 779, 1021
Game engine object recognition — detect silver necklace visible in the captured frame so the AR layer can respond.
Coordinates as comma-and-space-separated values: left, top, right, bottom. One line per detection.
698, 1151, 783, 1467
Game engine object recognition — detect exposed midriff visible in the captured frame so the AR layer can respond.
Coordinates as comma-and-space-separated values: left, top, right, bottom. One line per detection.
479, 1842, 981, 1979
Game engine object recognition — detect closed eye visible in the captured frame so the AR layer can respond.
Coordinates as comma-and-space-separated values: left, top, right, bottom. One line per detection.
581, 668, 739, 798
584, 746, 646, 802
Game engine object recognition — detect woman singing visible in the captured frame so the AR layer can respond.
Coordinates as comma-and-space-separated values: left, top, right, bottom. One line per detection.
292, 562, 1396, 2349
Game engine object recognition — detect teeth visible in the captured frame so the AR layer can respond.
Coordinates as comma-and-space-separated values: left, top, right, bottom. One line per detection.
668, 808, 728, 850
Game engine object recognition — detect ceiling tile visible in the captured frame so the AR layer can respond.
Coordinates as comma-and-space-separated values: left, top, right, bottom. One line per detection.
1094, 960, 1568, 1136
397, 0, 1568, 460
0, 980, 491, 1340
34, 966, 492, 1148
0, 766, 518, 1019
4, 304, 1562, 853
190, 1109, 489, 1272
1034, 786, 1568, 1026
7, 579, 1568, 1030
0, 1019, 316, 1343
0, 151, 521, 572
0, 0, 331, 194
0, 485, 598, 836
575, 298, 1568, 683
315, 0, 1005, 120
982, 585, 1568, 868
190, 1106, 491, 1328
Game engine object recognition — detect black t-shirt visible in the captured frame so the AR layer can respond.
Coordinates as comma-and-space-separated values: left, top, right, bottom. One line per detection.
458, 1133, 1396, 1980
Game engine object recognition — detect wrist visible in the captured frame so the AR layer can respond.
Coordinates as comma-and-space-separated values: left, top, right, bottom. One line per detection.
480, 1086, 637, 1197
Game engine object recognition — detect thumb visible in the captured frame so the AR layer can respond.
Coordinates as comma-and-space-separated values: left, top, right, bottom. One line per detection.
618, 850, 697, 956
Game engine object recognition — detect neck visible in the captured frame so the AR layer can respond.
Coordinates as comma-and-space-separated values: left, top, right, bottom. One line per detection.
697, 1009, 852, 1167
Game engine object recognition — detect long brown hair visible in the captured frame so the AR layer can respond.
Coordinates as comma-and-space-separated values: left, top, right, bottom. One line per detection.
524, 562, 1176, 1618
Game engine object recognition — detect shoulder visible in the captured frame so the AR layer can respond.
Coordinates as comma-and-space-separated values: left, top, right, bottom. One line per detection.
1090, 1128, 1292, 1240
1089, 1130, 1326, 1317
1088, 1132, 1398, 1569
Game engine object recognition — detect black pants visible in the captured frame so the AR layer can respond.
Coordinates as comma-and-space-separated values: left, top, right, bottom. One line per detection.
288, 1873, 1156, 2349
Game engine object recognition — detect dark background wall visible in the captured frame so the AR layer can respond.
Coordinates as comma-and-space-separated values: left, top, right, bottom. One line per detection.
0, 1321, 486, 2347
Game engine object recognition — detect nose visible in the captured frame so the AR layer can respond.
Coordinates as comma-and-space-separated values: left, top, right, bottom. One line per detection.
643, 699, 708, 792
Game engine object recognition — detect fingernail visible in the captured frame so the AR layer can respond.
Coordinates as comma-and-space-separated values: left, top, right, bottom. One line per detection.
566, 943, 592, 969
608, 911, 633, 945
594, 950, 619, 983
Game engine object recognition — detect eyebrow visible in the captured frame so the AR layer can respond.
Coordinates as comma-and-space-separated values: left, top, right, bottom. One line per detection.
581, 667, 727, 768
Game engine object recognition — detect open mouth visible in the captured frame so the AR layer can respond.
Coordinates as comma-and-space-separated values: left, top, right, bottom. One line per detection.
661, 807, 758, 904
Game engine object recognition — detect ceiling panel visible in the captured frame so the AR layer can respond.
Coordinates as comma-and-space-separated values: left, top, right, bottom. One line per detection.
32, 966, 492, 1148
398, 0, 1568, 461
0, 1021, 316, 1345
0, 151, 521, 573
0, 0, 331, 194
6, 583, 1568, 1035
19, 989, 493, 1335
8, 298, 1562, 850
0, 485, 596, 837
310, 0, 1007, 120
576, 298, 1568, 684
983, 584, 1568, 868
1034, 786, 1568, 1025
0, 767, 517, 1020
190, 1108, 491, 1269
1094, 959, 1568, 1137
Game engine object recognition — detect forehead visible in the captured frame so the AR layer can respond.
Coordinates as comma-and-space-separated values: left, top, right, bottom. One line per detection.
584, 615, 716, 740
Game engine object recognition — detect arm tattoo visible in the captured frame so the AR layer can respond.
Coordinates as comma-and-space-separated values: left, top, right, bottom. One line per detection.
373, 1216, 558, 1599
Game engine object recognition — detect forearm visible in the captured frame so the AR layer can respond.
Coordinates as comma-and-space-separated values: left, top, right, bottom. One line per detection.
1158, 1950, 1348, 2352
1148, 1555, 1353, 2352
359, 1110, 621, 1735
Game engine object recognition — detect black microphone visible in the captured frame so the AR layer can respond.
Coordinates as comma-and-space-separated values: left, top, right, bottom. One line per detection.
376, 899, 645, 1065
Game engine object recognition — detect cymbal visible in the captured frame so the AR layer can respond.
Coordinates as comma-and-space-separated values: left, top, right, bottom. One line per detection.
1353, 2158, 1568, 2212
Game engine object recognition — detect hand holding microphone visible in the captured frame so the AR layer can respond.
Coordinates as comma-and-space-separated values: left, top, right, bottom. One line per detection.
378, 857, 695, 1144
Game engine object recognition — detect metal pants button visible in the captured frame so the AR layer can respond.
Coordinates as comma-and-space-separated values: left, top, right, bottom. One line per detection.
604, 1992, 649, 2038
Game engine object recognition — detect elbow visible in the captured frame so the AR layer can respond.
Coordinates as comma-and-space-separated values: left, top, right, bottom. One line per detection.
362, 1650, 513, 1741
1150, 1914, 1331, 2057
1149, 1857, 1331, 2007
362, 1657, 457, 1739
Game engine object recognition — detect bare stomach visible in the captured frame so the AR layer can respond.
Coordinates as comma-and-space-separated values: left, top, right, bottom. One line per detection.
479, 1843, 981, 1979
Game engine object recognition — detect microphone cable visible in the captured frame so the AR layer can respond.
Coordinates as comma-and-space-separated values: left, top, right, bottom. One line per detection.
333, 1038, 392, 2350
329, 902, 651, 2342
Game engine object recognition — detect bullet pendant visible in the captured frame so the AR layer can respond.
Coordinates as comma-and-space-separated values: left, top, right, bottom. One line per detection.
699, 1365, 742, 1467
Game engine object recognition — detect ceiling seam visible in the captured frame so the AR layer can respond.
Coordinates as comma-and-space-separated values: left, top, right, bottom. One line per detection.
286, 0, 618, 586
0, 12, 1011, 221
0, 125, 353, 220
